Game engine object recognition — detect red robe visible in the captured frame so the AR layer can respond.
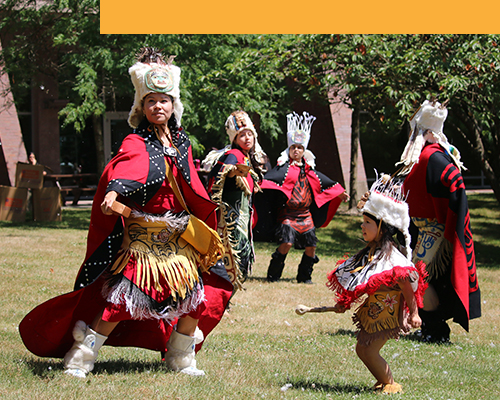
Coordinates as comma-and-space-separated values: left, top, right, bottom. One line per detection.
403, 143, 481, 330
19, 121, 233, 358
253, 159, 345, 241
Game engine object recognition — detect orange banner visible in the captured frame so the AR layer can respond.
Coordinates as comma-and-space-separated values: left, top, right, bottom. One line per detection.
100, 0, 500, 34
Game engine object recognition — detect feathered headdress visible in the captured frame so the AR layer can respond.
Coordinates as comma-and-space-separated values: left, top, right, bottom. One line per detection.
357, 172, 411, 258
128, 47, 184, 128
277, 111, 316, 167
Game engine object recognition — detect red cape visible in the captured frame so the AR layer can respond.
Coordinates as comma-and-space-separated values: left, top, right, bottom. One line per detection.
254, 160, 344, 241
403, 143, 480, 330
20, 125, 232, 358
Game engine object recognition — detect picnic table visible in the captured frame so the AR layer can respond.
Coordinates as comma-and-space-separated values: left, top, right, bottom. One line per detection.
45, 173, 98, 205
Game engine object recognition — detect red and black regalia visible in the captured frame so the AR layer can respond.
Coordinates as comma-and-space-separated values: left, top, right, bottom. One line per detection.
255, 159, 345, 244
19, 119, 233, 359
403, 142, 481, 339
254, 158, 345, 283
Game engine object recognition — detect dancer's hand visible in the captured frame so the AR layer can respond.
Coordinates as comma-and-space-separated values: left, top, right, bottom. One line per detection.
101, 191, 118, 215
408, 312, 422, 328
228, 164, 250, 178
339, 191, 350, 202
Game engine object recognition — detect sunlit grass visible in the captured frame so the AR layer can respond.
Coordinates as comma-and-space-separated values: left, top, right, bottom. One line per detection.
0, 194, 498, 399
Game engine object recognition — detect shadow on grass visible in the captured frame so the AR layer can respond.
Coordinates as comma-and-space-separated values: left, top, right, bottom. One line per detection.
0, 208, 91, 231
400, 331, 455, 346
324, 328, 455, 345
25, 357, 168, 378
323, 328, 358, 339
284, 378, 371, 395
245, 276, 296, 284
472, 241, 500, 270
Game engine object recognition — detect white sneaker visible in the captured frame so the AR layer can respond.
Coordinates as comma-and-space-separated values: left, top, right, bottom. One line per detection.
179, 365, 206, 376
64, 368, 87, 378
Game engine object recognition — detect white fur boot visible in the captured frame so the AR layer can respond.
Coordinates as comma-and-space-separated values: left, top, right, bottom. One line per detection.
165, 327, 205, 376
63, 321, 108, 378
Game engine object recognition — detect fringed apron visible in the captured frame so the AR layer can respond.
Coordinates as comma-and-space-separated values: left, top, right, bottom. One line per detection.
353, 289, 407, 346
102, 211, 205, 325
327, 246, 426, 346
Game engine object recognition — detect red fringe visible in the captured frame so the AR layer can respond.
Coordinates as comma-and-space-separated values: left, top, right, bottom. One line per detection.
326, 260, 428, 310
413, 260, 428, 308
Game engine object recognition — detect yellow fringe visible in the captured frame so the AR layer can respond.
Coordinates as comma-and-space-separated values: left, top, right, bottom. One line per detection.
110, 217, 203, 302
110, 245, 200, 302
209, 165, 251, 289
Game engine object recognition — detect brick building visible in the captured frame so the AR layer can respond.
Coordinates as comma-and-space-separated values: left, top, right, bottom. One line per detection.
0, 48, 25, 186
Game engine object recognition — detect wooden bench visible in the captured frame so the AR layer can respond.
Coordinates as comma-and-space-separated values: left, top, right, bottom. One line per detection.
45, 174, 98, 205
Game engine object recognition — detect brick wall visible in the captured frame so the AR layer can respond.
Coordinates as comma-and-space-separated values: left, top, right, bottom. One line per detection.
0, 42, 26, 186
329, 95, 368, 196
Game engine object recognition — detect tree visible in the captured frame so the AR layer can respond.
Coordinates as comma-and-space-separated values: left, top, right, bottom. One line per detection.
2, 17, 499, 204
357, 35, 500, 203
239, 34, 500, 204
144, 34, 296, 158
0, 19, 300, 168
1, 0, 114, 172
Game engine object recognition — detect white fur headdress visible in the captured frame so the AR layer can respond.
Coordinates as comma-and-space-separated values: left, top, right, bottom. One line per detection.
397, 99, 464, 175
224, 110, 266, 162
357, 172, 411, 257
277, 111, 316, 167
128, 51, 184, 128
409, 99, 448, 136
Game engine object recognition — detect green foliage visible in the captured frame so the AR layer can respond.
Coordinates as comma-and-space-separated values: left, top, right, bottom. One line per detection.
59, 62, 106, 132
242, 34, 500, 200
1, 11, 500, 199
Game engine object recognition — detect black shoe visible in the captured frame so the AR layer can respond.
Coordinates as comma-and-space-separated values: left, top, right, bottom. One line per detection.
296, 254, 319, 283
416, 322, 451, 344
267, 250, 287, 282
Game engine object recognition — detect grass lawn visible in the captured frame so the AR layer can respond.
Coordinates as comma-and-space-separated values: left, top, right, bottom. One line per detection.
0, 192, 498, 399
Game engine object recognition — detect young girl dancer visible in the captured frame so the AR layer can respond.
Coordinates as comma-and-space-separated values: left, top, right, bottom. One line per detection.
203, 110, 266, 288
327, 174, 427, 394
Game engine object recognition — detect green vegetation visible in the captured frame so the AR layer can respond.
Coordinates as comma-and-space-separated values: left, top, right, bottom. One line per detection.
0, 193, 498, 399
1, 16, 500, 201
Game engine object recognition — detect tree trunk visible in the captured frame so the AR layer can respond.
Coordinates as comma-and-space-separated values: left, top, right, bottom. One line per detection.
452, 109, 500, 204
478, 127, 500, 204
92, 114, 105, 174
348, 106, 360, 210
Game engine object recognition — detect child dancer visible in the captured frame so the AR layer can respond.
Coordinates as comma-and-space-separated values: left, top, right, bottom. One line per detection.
327, 174, 427, 394
202, 110, 266, 288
